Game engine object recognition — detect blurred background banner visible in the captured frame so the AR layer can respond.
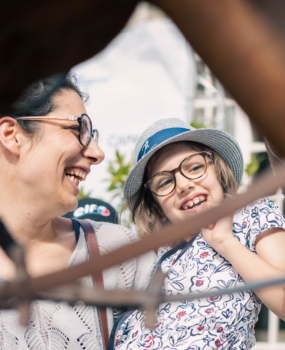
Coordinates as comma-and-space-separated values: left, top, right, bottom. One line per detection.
72, 16, 196, 205
64, 198, 118, 224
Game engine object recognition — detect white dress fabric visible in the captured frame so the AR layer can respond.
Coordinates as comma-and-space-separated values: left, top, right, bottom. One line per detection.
114, 198, 285, 350
0, 221, 157, 350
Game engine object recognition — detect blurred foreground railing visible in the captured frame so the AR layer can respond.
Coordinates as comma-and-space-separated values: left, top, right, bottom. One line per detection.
1, 164, 285, 327
2, 0, 285, 341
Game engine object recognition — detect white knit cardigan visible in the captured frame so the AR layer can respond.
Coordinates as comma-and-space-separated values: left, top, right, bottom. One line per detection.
0, 220, 157, 350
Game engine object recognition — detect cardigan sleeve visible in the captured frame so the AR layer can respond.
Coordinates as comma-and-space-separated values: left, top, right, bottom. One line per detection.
127, 231, 157, 291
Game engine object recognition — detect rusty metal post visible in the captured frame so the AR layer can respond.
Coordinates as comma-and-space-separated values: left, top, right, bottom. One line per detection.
9, 245, 31, 325
143, 270, 166, 329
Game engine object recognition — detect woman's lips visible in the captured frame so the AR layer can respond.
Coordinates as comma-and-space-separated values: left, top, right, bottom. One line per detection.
64, 167, 88, 196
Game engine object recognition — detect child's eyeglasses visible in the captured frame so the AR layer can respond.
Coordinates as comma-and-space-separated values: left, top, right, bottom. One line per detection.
15, 113, 98, 148
144, 152, 212, 197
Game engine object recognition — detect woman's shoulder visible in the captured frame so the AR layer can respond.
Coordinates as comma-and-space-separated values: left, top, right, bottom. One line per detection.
85, 220, 140, 248
85, 220, 157, 288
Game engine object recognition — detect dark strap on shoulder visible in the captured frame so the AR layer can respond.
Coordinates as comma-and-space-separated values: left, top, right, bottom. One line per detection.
74, 219, 109, 350
71, 218, 80, 243
108, 308, 135, 350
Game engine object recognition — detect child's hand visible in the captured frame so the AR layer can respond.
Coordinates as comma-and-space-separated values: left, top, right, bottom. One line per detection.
198, 203, 235, 252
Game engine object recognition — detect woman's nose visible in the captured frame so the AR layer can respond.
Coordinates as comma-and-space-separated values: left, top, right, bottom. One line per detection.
82, 138, 105, 165
175, 172, 194, 193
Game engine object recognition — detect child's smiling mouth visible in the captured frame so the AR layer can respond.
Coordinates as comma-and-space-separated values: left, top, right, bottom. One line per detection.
180, 194, 208, 210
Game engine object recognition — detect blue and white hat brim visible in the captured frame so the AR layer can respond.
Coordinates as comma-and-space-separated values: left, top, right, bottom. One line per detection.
123, 119, 243, 203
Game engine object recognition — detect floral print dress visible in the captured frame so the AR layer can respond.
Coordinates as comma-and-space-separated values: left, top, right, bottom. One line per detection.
114, 198, 285, 350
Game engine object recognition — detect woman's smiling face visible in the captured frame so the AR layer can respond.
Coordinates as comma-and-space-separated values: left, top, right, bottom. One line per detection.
18, 89, 104, 216
150, 143, 224, 225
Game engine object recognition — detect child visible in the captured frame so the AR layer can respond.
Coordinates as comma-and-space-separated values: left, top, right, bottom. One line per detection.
113, 118, 285, 350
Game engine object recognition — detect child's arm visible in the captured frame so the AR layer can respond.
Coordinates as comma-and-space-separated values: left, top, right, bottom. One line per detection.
201, 215, 285, 320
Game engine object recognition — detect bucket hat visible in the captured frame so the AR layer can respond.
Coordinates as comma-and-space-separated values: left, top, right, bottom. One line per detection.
123, 118, 243, 202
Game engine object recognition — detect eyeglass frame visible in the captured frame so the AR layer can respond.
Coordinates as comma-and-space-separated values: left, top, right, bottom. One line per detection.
15, 113, 98, 147
144, 151, 212, 197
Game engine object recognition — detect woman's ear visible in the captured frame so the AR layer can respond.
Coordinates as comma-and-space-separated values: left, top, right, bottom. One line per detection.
0, 117, 22, 156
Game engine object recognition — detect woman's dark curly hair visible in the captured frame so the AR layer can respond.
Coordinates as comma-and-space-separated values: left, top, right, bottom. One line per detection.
125, 141, 237, 236
5, 73, 88, 136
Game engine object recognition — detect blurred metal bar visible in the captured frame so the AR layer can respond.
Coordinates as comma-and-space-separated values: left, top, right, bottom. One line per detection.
9, 245, 31, 325
153, 0, 285, 156
34, 273, 285, 320
33, 274, 285, 308
268, 310, 279, 344
0, 0, 139, 112
144, 270, 166, 328
29, 165, 285, 293
249, 0, 285, 36
0, 164, 284, 301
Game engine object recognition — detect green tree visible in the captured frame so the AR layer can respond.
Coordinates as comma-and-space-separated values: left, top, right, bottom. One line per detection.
190, 119, 207, 129
105, 149, 133, 204
104, 149, 133, 228
77, 187, 92, 200
245, 153, 259, 177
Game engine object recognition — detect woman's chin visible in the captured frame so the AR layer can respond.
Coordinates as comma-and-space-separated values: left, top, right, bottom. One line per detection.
60, 196, 78, 216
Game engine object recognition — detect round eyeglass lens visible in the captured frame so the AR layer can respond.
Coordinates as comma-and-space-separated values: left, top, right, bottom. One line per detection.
93, 129, 99, 144
181, 154, 207, 179
80, 114, 91, 146
150, 172, 175, 196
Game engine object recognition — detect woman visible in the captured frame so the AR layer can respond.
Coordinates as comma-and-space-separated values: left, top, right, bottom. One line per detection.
113, 118, 285, 350
0, 75, 156, 349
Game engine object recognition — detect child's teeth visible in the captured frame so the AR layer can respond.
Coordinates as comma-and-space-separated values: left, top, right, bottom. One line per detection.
194, 198, 200, 205
182, 196, 207, 210
183, 200, 193, 210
